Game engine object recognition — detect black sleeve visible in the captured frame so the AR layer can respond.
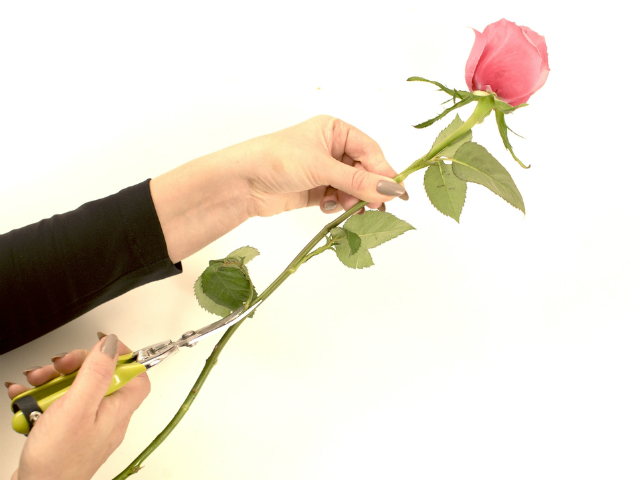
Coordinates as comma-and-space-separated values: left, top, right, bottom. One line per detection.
0, 179, 182, 354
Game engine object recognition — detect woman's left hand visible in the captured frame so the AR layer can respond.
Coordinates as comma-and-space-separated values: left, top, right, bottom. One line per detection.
151, 115, 407, 263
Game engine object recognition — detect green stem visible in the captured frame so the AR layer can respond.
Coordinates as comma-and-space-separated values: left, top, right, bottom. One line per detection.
112, 320, 244, 479
299, 240, 337, 266
395, 96, 495, 182
250, 200, 366, 304
114, 290, 256, 479
112, 205, 364, 479
113, 96, 495, 479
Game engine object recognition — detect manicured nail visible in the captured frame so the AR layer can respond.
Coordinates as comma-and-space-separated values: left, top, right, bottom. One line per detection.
4, 381, 15, 389
378, 203, 386, 212
324, 201, 337, 211
376, 180, 405, 197
22, 366, 41, 376
356, 208, 365, 215
101, 334, 118, 358
51, 352, 67, 362
399, 191, 409, 201
97, 331, 107, 340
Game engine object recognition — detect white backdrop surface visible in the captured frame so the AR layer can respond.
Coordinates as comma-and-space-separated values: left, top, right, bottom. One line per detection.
1, 2, 638, 479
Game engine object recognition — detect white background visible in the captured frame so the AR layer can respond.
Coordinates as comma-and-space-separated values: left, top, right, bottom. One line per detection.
1, 2, 638, 479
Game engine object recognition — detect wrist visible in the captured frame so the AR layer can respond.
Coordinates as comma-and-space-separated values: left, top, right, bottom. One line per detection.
150, 149, 253, 263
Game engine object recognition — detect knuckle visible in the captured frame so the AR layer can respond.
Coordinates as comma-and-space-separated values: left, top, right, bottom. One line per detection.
350, 168, 369, 193
107, 427, 127, 452
140, 375, 151, 399
103, 411, 132, 452
361, 139, 382, 160
314, 114, 334, 123
82, 361, 113, 386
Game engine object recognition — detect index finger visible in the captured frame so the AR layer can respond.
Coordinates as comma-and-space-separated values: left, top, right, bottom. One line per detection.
330, 119, 398, 179
53, 338, 132, 374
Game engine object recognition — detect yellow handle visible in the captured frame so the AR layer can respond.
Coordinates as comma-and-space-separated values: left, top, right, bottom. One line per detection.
11, 353, 146, 434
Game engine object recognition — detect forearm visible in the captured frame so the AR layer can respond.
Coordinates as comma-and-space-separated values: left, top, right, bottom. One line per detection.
150, 143, 255, 264
0, 180, 180, 354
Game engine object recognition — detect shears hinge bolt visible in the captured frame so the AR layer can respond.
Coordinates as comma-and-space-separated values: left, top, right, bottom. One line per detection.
29, 411, 41, 424
181, 331, 196, 347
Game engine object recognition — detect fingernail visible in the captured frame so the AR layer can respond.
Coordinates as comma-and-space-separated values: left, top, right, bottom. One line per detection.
5, 381, 14, 389
378, 203, 386, 212
324, 201, 337, 211
399, 192, 409, 201
22, 366, 41, 376
101, 334, 118, 358
51, 352, 67, 362
377, 180, 405, 197
97, 331, 107, 340
356, 208, 365, 215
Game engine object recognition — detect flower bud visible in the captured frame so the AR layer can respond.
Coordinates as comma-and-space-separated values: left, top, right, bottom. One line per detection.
465, 19, 549, 106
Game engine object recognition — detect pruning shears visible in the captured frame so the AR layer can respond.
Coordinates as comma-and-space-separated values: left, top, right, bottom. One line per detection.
10, 299, 263, 434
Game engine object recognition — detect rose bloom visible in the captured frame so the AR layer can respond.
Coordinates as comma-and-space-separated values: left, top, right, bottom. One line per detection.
465, 19, 549, 106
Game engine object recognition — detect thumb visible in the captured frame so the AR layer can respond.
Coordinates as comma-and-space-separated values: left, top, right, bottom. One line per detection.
64, 334, 119, 417
319, 159, 406, 204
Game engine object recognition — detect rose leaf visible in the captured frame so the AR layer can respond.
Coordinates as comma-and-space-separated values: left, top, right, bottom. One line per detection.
226, 246, 260, 264
451, 142, 525, 214
335, 241, 374, 269
344, 229, 362, 256
343, 211, 415, 250
424, 161, 467, 222
432, 114, 473, 159
199, 252, 258, 314
194, 276, 232, 318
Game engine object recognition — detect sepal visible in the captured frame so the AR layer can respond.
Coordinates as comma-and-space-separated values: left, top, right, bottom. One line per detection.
495, 110, 530, 169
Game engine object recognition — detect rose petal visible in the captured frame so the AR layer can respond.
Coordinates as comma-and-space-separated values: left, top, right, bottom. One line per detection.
473, 19, 542, 105
521, 26, 549, 70
530, 66, 549, 95
465, 29, 486, 92
481, 18, 510, 44
506, 90, 534, 107
521, 26, 550, 93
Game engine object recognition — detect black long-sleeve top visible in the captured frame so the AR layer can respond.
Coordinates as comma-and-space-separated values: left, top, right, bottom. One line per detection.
0, 180, 182, 354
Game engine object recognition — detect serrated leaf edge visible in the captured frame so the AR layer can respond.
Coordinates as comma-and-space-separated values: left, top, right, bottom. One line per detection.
194, 276, 231, 317
451, 143, 525, 214
424, 162, 467, 223
343, 211, 415, 250
226, 245, 260, 264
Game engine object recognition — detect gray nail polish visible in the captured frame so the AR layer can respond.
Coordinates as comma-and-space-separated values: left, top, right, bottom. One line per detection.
5, 381, 15, 388
324, 201, 337, 211
97, 331, 107, 340
378, 203, 386, 212
101, 334, 118, 358
51, 352, 67, 362
399, 192, 409, 201
22, 366, 41, 376
376, 180, 406, 197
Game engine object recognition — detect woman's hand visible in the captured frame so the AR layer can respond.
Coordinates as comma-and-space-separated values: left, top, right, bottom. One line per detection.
6, 334, 150, 480
236, 115, 407, 217
150, 115, 407, 263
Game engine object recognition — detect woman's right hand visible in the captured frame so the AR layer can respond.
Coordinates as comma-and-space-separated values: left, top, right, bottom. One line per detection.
6, 334, 151, 480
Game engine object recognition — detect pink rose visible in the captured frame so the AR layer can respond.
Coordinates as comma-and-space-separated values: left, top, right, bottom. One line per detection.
465, 19, 549, 106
